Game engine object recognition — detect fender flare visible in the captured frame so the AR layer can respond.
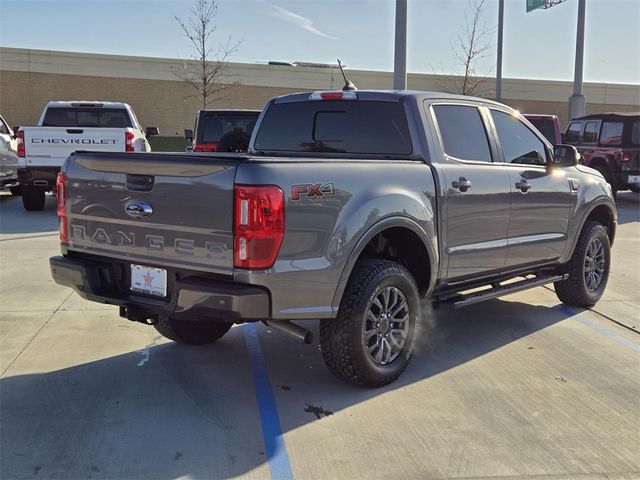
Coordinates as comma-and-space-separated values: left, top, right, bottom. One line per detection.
330, 216, 438, 317
566, 199, 617, 258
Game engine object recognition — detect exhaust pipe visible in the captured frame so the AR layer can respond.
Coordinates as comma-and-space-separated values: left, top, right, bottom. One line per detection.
266, 321, 314, 344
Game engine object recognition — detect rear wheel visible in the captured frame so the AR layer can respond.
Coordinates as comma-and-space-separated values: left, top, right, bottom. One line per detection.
593, 164, 617, 198
554, 221, 611, 307
630, 185, 640, 193
320, 259, 420, 387
22, 186, 45, 211
9, 185, 22, 196
154, 317, 232, 345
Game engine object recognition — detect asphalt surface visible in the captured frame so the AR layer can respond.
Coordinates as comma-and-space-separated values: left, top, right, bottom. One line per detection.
1, 191, 639, 480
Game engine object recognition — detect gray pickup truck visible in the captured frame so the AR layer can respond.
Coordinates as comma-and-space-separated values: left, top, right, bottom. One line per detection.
50, 90, 616, 387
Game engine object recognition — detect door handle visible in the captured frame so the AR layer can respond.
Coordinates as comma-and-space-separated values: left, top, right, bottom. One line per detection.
451, 177, 472, 192
515, 179, 531, 193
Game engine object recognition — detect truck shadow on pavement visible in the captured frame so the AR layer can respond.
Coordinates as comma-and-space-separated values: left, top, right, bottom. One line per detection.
0, 299, 571, 479
615, 191, 640, 225
0, 193, 58, 235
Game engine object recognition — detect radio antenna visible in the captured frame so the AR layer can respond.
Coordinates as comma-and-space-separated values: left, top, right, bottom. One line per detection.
337, 59, 357, 91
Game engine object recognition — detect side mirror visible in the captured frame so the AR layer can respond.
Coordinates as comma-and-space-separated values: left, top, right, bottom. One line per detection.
184, 129, 194, 141
145, 126, 159, 137
551, 144, 579, 168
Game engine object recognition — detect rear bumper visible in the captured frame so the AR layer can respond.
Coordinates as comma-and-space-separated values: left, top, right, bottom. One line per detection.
49, 255, 270, 323
18, 167, 60, 190
0, 173, 19, 188
613, 171, 640, 187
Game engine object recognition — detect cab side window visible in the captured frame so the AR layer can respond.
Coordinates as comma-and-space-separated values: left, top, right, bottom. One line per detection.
491, 110, 547, 165
0, 119, 9, 135
600, 122, 623, 145
583, 121, 599, 144
564, 122, 583, 144
433, 105, 492, 162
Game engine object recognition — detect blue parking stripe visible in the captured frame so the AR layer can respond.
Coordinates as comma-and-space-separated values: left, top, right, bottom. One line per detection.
243, 323, 293, 480
558, 306, 640, 352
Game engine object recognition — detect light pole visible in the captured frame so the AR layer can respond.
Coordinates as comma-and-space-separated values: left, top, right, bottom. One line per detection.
569, 0, 586, 120
393, 0, 408, 90
496, 0, 505, 101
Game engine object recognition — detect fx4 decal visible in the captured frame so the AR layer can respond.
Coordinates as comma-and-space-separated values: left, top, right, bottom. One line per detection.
291, 183, 336, 201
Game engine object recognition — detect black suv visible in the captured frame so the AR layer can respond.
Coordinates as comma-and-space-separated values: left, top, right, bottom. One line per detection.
564, 112, 640, 197
184, 109, 261, 153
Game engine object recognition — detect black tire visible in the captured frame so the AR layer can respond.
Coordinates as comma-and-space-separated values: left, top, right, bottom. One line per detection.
9, 185, 22, 196
593, 164, 617, 198
320, 259, 420, 388
630, 185, 640, 193
154, 317, 232, 345
22, 187, 45, 211
554, 221, 611, 308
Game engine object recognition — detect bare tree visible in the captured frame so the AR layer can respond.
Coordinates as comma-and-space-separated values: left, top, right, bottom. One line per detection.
430, 0, 494, 96
453, 0, 494, 96
174, 0, 241, 109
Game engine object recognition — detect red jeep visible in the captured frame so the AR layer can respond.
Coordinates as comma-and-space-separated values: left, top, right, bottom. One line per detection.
564, 112, 640, 197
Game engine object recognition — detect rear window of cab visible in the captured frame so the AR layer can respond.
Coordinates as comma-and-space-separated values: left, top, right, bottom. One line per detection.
254, 100, 413, 155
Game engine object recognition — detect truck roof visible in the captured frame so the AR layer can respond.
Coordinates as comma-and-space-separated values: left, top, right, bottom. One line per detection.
574, 112, 640, 120
196, 109, 261, 114
272, 89, 509, 108
45, 101, 131, 109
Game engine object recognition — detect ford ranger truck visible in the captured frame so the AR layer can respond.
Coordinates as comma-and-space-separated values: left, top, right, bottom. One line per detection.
50, 90, 617, 387
17, 101, 159, 211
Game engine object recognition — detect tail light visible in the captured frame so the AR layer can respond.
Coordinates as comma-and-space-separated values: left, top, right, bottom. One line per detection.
17, 130, 25, 157
56, 172, 67, 242
622, 152, 632, 162
194, 142, 218, 152
234, 185, 285, 269
125, 131, 135, 152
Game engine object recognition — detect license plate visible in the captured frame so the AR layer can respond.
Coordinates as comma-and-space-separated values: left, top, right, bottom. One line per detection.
130, 264, 167, 297
628, 175, 640, 184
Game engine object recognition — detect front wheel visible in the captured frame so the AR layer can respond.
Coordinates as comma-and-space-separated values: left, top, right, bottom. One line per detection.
554, 221, 611, 308
154, 317, 232, 345
320, 259, 420, 387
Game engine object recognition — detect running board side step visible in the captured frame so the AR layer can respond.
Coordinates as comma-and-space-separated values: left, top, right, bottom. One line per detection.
435, 274, 568, 309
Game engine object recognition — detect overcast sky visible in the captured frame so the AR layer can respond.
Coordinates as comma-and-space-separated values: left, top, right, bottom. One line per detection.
1, 0, 639, 85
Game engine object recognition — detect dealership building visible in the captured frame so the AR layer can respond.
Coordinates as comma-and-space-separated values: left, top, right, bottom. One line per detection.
1, 47, 638, 136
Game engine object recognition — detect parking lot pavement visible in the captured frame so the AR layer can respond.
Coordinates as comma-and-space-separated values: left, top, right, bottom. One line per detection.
1, 191, 639, 480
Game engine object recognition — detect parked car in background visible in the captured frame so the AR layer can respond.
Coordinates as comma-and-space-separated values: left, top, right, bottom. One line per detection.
51, 90, 616, 387
563, 112, 640, 196
0, 114, 18, 152
0, 137, 20, 195
17, 101, 159, 211
184, 109, 260, 152
524, 114, 562, 145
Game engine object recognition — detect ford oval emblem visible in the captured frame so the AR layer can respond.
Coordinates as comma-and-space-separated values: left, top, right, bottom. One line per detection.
125, 200, 153, 218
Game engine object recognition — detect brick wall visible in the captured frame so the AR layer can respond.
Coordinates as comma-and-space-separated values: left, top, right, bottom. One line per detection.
1, 68, 638, 135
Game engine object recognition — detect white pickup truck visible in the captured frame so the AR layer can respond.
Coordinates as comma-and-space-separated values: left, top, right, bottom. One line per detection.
17, 101, 158, 211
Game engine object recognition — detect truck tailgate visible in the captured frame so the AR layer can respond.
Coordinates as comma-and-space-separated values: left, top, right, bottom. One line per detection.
23, 127, 126, 167
64, 152, 240, 276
